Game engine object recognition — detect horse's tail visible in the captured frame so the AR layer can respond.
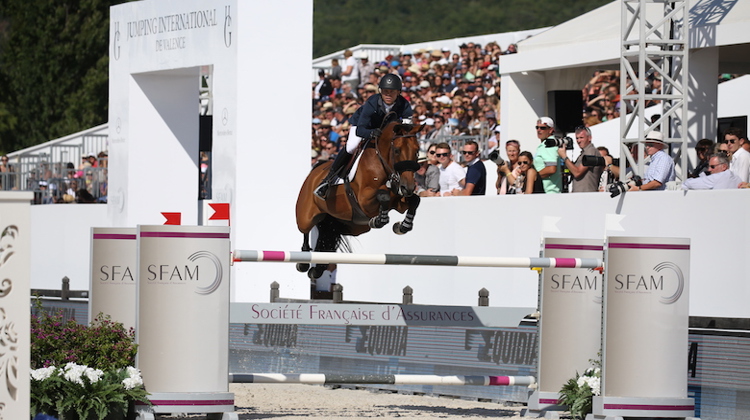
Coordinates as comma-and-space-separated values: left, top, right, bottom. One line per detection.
317, 215, 351, 253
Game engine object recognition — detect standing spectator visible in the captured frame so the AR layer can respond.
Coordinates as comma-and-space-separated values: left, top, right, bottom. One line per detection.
314, 70, 333, 103
629, 131, 675, 191
341, 50, 360, 93
0, 155, 15, 190
496, 140, 520, 194
558, 126, 603, 192
682, 153, 741, 190
330, 58, 342, 80
511, 151, 544, 194
533, 117, 562, 194
690, 138, 714, 178
725, 127, 749, 183
358, 53, 375, 87
415, 151, 439, 197
435, 142, 465, 196
453, 140, 486, 196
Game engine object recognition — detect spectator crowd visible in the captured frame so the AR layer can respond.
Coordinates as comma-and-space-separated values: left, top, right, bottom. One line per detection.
311, 42, 749, 196
0, 151, 108, 204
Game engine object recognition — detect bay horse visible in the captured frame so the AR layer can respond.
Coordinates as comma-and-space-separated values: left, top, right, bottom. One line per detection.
296, 120, 424, 279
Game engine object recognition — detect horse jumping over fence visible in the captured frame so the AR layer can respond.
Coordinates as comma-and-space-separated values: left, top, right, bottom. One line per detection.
296, 120, 423, 279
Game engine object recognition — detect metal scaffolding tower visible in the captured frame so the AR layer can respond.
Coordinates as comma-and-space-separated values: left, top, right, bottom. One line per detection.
619, 0, 689, 183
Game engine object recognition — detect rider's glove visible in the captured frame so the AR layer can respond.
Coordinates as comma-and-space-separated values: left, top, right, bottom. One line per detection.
369, 128, 382, 140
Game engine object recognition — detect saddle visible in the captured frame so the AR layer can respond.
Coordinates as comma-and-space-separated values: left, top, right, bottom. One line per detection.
333, 139, 377, 225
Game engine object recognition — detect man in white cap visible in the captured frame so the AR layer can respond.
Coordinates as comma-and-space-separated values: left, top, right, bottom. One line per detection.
533, 116, 562, 193
357, 52, 375, 87
629, 131, 675, 191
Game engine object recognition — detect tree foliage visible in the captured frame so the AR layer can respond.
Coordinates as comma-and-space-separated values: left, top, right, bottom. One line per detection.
0, 0, 125, 153
313, 0, 611, 57
0, 0, 610, 153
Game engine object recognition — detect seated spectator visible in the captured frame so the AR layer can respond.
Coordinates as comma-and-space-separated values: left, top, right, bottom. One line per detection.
414, 151, 439, 197
682, 153, 741, 190
435, 142, 464, 196
628, 131, 675, 191
452, 140, 486, 196
690, 138, 714, 178
725, 127, 749, 183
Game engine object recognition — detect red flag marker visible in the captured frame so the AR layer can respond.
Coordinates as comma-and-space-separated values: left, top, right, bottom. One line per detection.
162, 212, 182, 225
209, 203, 230, 222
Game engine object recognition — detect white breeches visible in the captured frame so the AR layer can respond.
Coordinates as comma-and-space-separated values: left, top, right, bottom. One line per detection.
346, 125, 363, 154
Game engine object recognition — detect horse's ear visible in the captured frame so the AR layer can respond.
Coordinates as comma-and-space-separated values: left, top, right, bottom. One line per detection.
414, 123, 426, 133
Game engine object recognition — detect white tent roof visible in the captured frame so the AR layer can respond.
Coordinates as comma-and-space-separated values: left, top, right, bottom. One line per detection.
501, 0, 750, 74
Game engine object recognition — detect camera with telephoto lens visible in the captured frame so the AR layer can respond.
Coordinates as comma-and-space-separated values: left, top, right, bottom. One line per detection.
582, 155, 606, 167
545, 136, 574, 150
583, 155, 620, 168
609, 175, 642, 198
488, 149, 505, 166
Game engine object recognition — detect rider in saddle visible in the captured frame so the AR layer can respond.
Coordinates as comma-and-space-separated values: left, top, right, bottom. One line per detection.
314, 73, 414, 199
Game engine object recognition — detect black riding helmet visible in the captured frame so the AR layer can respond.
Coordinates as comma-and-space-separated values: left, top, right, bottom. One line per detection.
379, 74, 403, 91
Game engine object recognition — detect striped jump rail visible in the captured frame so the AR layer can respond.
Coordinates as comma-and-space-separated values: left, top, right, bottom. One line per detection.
232, 250, 602, 269
229, 373, 536, 387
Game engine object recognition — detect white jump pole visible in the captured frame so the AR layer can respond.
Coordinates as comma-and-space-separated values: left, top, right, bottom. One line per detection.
232, 250, 603, 269
229, 373, 536, 387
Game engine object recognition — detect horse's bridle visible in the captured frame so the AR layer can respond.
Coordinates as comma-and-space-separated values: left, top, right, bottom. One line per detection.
374, 130, 420, 195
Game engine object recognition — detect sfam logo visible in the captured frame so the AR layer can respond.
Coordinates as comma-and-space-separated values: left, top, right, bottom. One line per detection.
613, 261, 684, 304
146, 250, 223, 295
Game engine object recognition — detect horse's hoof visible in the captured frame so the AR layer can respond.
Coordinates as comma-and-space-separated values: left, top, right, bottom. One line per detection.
296, 263, 310, 272
308, 266, 326, 280
393, 222, 409, 235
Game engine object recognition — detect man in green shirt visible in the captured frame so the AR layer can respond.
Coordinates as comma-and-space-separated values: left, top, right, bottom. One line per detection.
533, 117, 562, 193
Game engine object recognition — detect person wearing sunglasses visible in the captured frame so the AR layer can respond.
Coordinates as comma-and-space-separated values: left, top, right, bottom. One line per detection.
434, 142, 465, 196
682, 153, 741, 190
628, 131, 675, 191
533, 117, 562, 194
724, 127, 750, 183
452, 141, 486, 196
511, 151, 544, 194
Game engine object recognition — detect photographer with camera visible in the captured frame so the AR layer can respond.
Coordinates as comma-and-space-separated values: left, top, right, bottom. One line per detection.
557, 126, 603, 193
627, 131, 675, 191
533, 117, 562, 194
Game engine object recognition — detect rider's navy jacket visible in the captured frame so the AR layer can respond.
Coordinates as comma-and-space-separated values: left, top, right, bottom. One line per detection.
349, 94, 413, 139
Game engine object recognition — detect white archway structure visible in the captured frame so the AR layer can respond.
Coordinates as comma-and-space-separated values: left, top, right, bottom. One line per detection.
108, 0, 312, 301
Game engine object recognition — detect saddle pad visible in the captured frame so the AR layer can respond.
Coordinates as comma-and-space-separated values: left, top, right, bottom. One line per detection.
333, 151, 364, 185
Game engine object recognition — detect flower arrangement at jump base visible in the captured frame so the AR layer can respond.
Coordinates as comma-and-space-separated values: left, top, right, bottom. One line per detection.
30, 300, 151, 420
30, 364, 148, 420
558, 359, 601, 420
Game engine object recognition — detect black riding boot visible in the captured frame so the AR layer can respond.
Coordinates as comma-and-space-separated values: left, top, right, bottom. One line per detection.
314, 150, 351, 198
